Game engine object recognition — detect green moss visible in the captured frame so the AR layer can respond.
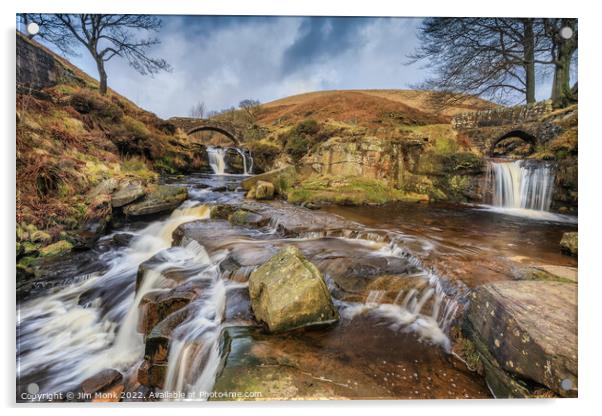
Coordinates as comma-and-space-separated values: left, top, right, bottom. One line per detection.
30, 230, 52, 244
456, 338, 482, 372
39, 240, 73, 257
21, 241, 40, 255
288, 175, 428, 206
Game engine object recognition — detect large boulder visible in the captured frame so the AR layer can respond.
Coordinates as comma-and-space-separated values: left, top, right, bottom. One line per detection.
248, 245, 338, 332
560, 232, 578, 256
465, 281, 577, 397
123, 185, 187, 217
112, 182, 145, 208
254, 180, 275, 200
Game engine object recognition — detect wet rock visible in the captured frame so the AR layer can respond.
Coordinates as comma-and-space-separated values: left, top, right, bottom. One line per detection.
316, 255, 417, 298
112, 182, 145, 208
560, 232, 577, 256
91, 383, 125, 403
228, 209, 270, 227
138, 284, 201, 335
136, 249, 210, 293
517, 265, 577, 283
225, 286, 255, 323
81, 369, 123, 395
111, 232, 134, 247
241, 165, 297, 196
209, 204, 236, 220
137, 360, 168, 389
465, 281, 577, 397
123, 185, 187, 217
254, 180, 274, 200
248, 245, 339, 332
145, 308, 192, 364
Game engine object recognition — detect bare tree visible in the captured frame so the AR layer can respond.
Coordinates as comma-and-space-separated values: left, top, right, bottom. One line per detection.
189, 101, 206, 119
238, 99, 261, 122
542, 18, 578, 108
20, 14, 171, 95
409, 18, 549, 106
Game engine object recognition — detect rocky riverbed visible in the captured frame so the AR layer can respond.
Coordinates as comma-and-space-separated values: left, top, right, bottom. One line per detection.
16, 171, 577, 401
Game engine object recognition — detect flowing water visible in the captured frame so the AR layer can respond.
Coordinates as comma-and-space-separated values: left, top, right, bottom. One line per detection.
480, 159, 574, 222
207, 146, 226, 175
207, 146, 253, 175
16, 168, 577, 401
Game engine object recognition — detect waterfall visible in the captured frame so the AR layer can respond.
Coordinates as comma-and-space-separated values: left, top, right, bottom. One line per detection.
234, 148, 253, 175
207, 146, 226, 175
207, 146, 253, 175
489, 160, 555, 211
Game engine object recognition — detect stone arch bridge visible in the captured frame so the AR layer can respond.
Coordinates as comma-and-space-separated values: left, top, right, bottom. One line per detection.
451, 100, 562, 155
168, 117, 243, 145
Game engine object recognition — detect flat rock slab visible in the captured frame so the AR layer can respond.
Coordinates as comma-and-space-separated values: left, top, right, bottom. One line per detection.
533, 265, 578, 283
467, 281, 577, 396
123, 185, 187, 217
112, 182, 145, 208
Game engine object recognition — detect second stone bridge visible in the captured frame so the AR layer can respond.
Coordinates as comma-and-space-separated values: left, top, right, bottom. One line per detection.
452, 100, 562, 155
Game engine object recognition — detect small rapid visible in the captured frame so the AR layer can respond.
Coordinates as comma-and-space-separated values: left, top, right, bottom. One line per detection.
17, 202, 210, 395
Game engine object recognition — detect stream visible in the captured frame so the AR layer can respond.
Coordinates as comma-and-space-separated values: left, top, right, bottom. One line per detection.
16, 158, 577, 401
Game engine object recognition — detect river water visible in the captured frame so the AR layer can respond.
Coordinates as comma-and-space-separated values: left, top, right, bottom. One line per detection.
16, 170, 577, 401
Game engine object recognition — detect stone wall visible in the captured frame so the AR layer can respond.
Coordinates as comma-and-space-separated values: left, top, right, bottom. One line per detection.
452, 101, 553, 130
17, 33, 64, 89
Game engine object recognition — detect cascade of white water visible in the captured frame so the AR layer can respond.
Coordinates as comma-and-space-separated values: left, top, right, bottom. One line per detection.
16, 203, 210, 393
207, 146, 226, 175
489, 160, 555, 211
234, 148, 253, 175
207, 146, 253, 175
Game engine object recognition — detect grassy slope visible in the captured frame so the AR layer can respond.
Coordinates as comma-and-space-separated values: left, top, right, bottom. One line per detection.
16, 34, 202, 253
259, 89, 497, 124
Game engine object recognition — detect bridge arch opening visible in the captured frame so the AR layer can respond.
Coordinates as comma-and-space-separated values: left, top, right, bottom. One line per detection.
490, 130, 536, 158
187, 126, 240, 146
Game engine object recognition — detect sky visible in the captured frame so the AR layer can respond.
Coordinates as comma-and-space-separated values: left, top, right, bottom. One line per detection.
27, 15, 557, 119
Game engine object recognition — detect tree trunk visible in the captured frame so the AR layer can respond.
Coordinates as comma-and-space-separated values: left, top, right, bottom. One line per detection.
523, 20, 536, 104
95, 58, 108, 95
550, 19, 577, 108
551, 47, 574, 108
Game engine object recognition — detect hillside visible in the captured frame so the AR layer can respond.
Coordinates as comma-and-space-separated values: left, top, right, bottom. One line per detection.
258, 89, 498, 126
16, 32, 206, 261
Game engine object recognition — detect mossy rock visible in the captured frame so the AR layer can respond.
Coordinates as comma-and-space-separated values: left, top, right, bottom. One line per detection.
560, 232, 577, 256
228, 209, 270, 227
39, 240, 73, 257
241, 166, 297, 196
248, 245, 339, 332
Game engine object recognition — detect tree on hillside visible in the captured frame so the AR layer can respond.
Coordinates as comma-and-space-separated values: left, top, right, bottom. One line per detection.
409, 18, 550, 106
19, 14, 170, 95
239, 99, 261, 122
189, 101, 206, 119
